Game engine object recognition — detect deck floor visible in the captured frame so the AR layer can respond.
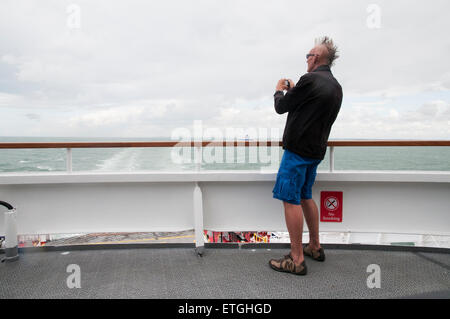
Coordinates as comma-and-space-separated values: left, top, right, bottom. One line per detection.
1, 247, 449, 299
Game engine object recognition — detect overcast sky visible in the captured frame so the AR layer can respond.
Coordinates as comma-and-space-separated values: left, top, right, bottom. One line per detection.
0, 0, 449, 139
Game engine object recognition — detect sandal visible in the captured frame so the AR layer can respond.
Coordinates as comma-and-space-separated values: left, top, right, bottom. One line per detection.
269, 254, 307, 275
303, 245, 325, 262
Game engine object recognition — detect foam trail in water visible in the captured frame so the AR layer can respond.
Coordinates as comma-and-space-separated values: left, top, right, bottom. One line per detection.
95, 148, 141, 171
36, 165, 53, 171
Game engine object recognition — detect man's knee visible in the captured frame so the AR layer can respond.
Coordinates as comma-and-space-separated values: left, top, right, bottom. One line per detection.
283, 201, 301, 208
301, 198, 314, 206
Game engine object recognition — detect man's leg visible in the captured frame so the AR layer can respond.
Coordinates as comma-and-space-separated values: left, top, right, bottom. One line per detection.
283, 201, 304, 265
301, 199, 321, 250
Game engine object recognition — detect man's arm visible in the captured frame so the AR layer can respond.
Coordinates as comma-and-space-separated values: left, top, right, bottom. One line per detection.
274, 74, 312, 114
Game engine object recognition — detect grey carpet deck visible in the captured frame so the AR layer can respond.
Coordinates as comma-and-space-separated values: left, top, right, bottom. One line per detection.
1, 248, 449, 299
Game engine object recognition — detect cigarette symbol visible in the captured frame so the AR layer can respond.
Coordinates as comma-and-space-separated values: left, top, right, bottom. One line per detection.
325, 197, 339, 211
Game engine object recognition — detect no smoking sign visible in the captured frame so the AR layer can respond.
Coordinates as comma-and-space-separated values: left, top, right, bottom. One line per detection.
320, 191, 343, 222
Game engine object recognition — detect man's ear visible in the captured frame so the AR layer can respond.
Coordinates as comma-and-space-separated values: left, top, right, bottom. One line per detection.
315, 55, 322, 65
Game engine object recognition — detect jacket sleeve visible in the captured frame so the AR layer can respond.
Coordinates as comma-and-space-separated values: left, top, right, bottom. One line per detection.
274, 74, 312, 114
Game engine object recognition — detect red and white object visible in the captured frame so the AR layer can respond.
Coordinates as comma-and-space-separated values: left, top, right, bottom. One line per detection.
320, 191, 343, 222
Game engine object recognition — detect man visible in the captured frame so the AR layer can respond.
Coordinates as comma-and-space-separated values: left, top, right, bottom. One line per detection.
269, 37, 343, 275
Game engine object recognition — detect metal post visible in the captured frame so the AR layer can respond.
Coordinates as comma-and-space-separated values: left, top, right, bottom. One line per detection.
193, 182, 204, 256
67, 148, 72, 173
329, 146, 334, 172
1, 201, 19, 263
195, 144, 202, 172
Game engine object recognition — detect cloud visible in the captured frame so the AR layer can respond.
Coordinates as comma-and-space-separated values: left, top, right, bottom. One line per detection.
332, 100, 450, 139
66, 102, 167, 128
0, 0, 449, 138
0, 92, 24, 107
415, 100, 449, 119
24, 113, 41, 121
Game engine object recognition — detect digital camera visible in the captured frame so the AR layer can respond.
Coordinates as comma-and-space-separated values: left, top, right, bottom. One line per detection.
284, 80, 290, 89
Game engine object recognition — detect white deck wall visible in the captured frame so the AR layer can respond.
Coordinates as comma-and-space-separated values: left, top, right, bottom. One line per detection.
0, 171, 449, 236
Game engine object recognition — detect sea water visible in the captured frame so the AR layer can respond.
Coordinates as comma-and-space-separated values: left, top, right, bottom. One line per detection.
0, 136, 449, 173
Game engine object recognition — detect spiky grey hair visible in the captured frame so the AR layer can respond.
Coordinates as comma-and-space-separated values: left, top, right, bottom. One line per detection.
315, 36, 339, 67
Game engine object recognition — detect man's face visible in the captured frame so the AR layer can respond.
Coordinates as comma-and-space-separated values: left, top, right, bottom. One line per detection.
306, 48, 317, 72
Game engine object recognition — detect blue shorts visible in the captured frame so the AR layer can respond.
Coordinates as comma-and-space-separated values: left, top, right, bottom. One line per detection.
272, 149, 321, 205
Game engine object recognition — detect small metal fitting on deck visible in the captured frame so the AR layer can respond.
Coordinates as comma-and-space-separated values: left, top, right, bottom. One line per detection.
1, 201, 19, 263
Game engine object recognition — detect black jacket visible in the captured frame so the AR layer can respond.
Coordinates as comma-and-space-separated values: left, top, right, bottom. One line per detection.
274, 65, 342, 160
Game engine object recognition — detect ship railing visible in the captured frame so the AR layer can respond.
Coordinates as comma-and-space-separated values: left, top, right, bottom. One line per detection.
0, 140, 449, 254
0, 140, 449, 173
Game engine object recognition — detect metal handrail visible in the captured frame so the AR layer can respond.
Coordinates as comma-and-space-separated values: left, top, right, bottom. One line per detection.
0, 140, 449, 149
0, 140, 449, 173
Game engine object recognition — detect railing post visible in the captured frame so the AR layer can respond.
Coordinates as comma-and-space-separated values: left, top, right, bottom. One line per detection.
329, 146, 334, 172
67, 148, 72, 173
193, 182, 204, 256
195, 145, 202, 172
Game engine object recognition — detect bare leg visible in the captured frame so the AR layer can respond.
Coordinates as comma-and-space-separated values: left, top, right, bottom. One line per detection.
301, 199, 321, 250
283, 201, 304, 265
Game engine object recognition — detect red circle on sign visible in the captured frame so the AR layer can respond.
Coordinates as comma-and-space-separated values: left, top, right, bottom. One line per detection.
324, 196, 339, 211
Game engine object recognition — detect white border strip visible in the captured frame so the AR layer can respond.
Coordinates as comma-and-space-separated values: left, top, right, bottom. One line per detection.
0, 170, 449, 185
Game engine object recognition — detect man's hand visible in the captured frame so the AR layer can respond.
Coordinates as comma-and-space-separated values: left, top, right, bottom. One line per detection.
276, 79, 295, 91
276, 79, 288, 91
